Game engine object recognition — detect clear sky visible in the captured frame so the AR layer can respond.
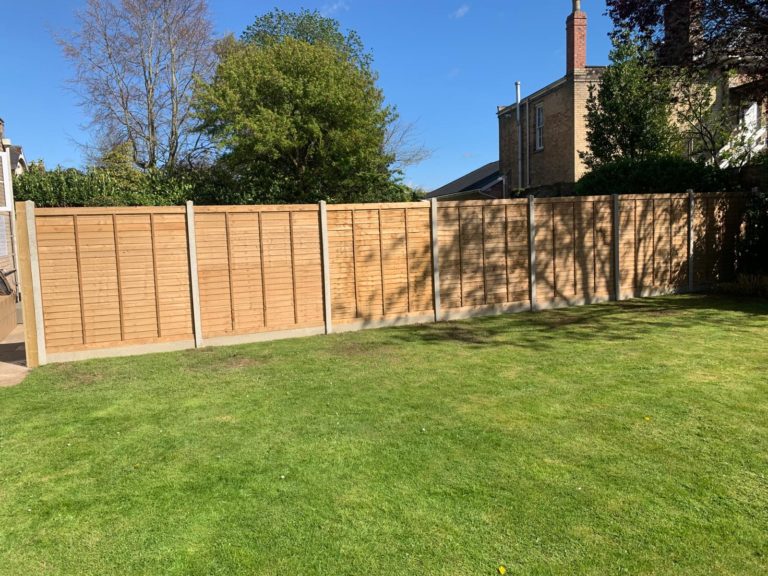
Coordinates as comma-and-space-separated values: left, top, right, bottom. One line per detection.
1, 0, 612, 191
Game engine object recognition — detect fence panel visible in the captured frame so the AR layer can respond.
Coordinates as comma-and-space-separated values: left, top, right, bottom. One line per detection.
437, 199, 530, 315
693, 193, 746, 286
534, 197, 615, 306
32, 207, 193, 357
326, 203, 433, 328
194, 205, 325, 341
617, 195, 693, 297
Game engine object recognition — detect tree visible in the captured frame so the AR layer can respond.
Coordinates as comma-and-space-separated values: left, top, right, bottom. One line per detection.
241, 8, 371, 71
582, 34, 681, 169
194, 37, 401, 203
384, 119, 432, 173
238, 8, 429, 174
606, 0, 768, 94
95, 141, 141, 174
59, 0, 216, 169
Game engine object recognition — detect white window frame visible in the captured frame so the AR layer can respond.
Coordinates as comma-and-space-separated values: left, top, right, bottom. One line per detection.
534, 105, 544, 151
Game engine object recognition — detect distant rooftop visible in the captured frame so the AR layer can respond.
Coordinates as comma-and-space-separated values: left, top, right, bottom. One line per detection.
427, 161, 501, 199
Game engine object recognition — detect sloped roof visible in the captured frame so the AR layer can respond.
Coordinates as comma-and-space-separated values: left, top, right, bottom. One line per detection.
9, 146, 25, 172
427, 161, 501, 199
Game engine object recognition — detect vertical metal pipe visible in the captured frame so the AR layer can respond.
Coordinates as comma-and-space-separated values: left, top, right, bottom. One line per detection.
525, 100, 531, 188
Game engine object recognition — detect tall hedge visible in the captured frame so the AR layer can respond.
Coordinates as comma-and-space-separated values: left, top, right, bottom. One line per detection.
13, 168, 190, 207
13, 165, 421, 207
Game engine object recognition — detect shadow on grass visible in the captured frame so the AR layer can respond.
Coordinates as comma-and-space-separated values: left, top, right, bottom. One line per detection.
381, 294, 768, 351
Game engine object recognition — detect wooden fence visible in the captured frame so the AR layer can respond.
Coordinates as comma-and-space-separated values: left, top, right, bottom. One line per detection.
16, 192, 747, 366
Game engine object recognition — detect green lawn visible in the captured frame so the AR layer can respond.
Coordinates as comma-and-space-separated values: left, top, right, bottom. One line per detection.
1, 295, 767, 575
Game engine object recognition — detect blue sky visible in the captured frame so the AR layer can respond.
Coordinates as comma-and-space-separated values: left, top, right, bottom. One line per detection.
1, 0, 612, 191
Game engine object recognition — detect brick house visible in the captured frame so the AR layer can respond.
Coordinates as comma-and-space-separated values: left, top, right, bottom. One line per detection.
496, 0, 766, 195
497, 1, 604, 195
432, 0, 765, 199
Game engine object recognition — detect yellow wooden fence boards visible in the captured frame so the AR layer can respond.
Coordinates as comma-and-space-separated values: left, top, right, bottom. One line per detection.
16, 194, 747, 364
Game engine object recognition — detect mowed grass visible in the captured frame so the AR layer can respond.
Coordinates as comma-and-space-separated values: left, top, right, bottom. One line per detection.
1, 295, 767, 575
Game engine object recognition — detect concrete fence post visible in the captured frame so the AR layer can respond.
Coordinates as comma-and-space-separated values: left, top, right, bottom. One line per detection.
527, 195, 537, 311
16, 201, 46, 367
687, 189, 695, 292
185, 201, 203, 348
319, 201, 333, 334
429, 198, 442, 322
612, 194, 621, 300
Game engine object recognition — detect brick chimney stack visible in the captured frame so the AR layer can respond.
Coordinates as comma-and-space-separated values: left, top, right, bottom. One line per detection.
566, 0, 587, 74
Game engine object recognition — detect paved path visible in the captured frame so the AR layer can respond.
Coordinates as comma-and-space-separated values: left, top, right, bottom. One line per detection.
0, 325, 28, 387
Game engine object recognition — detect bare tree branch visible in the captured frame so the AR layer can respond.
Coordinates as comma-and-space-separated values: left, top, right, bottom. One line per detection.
384, 118, 432, 173
58, 0, 215, 169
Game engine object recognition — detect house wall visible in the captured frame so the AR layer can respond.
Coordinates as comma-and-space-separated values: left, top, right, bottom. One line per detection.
499, 79, 574, 191
499, 68, 604, 192
0, 152, 16, 275
0, 154, 5, 207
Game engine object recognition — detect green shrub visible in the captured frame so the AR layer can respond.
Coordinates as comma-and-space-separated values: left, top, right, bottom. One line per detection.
575, 156, 727, 196
14, 165, 420, 207
13, 167, 188, 207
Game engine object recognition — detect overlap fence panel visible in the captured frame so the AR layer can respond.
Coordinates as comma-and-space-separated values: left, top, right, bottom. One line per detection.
16, 192, 749, 367
326, 203, 434, 329
534, 196, 616, 306
33, 207, 194, 358
692, 193, 746, 286
194, 205, 324, 341
437, 200, 531, 316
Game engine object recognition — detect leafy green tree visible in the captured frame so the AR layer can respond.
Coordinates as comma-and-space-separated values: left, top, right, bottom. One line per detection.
241, 8, 371, 71
92, 141, 144, 189
582, 34, 681, 169
194, 35, 406, 203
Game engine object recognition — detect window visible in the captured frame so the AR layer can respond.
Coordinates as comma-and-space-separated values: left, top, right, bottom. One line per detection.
535, 105, 544, 150
739, 102, 759, 130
